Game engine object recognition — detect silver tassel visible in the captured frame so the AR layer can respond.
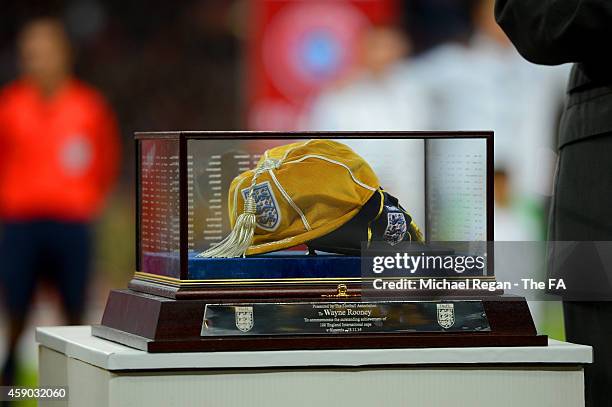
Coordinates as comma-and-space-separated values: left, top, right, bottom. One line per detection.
197, 157, 281, 259
196, 196, 258, 258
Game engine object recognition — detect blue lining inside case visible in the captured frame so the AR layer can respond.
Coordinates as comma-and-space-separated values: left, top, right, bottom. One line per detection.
186, 251, 361, 280
139, 251, 361, 280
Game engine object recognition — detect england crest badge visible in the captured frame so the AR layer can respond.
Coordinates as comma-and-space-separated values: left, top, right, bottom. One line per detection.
383, 212, 407, 245
437, 303, 455, 329
242, 181, 281, 231
235, 306, 254, 332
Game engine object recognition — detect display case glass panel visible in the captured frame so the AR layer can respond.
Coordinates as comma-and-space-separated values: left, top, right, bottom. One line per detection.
135, 133, 491, 282
138, 138, 180, 278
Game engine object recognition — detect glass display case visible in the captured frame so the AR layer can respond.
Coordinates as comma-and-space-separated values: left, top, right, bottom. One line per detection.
135, 132, 492, 287
94, 131, 545, 352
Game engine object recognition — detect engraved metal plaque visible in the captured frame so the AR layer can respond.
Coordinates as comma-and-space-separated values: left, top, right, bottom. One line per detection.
201, 301, 490, 336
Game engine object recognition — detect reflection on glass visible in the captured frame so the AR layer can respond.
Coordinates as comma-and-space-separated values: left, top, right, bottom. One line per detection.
139, 139, 180, 277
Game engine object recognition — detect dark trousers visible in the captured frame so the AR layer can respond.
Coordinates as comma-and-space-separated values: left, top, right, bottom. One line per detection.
564, 302, 612, 407
0, 220, 92, 319
0, 220, 92, 387
550, 133, 612, 406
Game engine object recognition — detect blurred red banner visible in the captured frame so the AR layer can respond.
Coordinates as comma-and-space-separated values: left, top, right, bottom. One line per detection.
246, 0, 397, 131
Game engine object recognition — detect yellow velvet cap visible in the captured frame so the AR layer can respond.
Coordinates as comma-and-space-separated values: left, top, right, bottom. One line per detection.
224, 139, 380, 256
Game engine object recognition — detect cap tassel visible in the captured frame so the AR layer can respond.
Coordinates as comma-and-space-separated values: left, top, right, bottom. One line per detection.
196, 157, 281, 259
196, 196, 257, 258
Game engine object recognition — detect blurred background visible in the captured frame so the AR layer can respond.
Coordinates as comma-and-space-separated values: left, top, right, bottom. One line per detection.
0, 0, 569, 402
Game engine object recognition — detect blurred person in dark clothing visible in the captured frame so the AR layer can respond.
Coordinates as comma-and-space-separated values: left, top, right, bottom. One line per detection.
403, 0, 476, 53
496, 1, 612, 405
0, 17, 120, 386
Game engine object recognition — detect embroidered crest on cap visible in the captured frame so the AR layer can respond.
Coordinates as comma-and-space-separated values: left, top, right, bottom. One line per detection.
241, 181, 281, 231
384, 212, 407, 245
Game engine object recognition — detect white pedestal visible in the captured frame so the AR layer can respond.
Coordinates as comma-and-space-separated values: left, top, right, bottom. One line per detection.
36, 326, 591, 407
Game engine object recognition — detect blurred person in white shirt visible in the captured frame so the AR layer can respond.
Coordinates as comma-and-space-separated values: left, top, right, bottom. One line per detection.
305, 24, 430, 132
408, 0, 570, 242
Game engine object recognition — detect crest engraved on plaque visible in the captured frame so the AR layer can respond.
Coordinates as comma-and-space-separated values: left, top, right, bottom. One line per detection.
235, 306, 254, 332
437, 303, 455, 329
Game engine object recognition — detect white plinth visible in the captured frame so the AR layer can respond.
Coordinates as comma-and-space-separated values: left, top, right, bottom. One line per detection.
36, 326, 591, 407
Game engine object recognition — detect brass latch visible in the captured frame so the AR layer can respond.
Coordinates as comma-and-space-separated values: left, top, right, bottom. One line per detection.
322, 284, 357, 298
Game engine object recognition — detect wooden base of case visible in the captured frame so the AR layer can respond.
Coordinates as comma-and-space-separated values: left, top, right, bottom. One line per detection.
93, 289, 547, 353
